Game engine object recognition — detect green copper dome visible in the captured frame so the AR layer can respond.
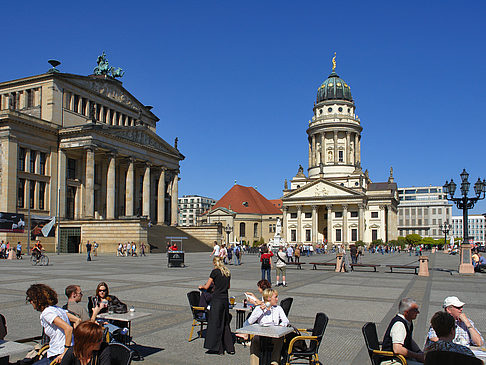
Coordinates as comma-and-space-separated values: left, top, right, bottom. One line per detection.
316, 71, 353, 103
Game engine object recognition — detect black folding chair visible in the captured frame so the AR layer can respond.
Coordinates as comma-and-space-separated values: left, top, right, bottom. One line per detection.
285, 312, 328, 365
280, 297, 293, 317
109, 343, 134, 365
425, 350, 482, 365
187, 290, 208, 341
362, 322, 406, 365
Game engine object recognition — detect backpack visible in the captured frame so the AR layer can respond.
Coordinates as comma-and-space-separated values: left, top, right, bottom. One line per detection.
261, 256, 270, 269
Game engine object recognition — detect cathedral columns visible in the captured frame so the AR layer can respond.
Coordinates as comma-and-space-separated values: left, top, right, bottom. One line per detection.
326, 204, 333, 244
142, 163, 151, 218
358, 203, 365, 241
170, 172, 178, 225
354, 133, 359, 166
312, 205, 318, 244
346, 132, 351, 165
125, 158, 134, 216
58, 148, 66, 219
308, 138, 312, 169
343, 204, 348, 245
333, 131, 338, 164
357, 135, 361, 165
84, 147, 95, 218
320, 133, 325, 166
311, 134, 316, 167
157, 168, 166, 224
282, 206, 288, 241
296, 206, 302, 243
106, 153, 116, 219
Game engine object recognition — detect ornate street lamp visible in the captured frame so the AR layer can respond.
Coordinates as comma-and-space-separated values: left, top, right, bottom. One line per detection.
440, 221, 451, 248
224, 224, 233, 245
444, 169, 486, 274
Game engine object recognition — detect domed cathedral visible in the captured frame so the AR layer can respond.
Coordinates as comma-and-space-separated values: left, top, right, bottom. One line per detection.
281, 54, 399, 246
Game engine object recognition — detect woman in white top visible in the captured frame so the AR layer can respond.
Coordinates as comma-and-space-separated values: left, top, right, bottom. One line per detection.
27, 284, 79, 365
248, 288, 289, 365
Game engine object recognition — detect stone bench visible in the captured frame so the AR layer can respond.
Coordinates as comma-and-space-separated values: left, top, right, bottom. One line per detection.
386, 265, 418, 274
350, 263, 380, 272
310, 262, 336, 270
286, 262, 305, 269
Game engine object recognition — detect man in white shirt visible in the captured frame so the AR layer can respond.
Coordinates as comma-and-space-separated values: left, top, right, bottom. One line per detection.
210, 241, 220, 257
275, 246, 287, 287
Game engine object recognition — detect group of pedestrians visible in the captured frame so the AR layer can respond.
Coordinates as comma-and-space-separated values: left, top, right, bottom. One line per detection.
210, 241, 243, 265
0, 240, 23, 259
116, 242, 146, 257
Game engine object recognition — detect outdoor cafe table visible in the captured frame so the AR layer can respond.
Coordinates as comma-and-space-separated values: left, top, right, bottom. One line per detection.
0, 340, 33, 365
97, 311, 151, 339
231, 303, 252, 329
236, 324, 294, 365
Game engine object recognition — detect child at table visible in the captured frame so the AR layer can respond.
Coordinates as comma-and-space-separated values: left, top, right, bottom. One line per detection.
247, 288, 289, 365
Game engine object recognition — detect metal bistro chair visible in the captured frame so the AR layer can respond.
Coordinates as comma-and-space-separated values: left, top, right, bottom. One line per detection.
285, 312, 328, 365
362, 322, 406, 365
280, 297, 293, 318
187, 291, 208, 341
109, 343, 134, 365
424, 350, 482, 365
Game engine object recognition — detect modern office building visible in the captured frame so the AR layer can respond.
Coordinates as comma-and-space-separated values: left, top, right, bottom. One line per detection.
0, 55, 184, 252
451, 214, 485, 244
397, 186, 452, 239
178, 195, 216, 226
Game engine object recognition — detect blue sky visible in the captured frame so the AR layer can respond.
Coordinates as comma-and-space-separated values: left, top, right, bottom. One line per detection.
2, 1, 485, 214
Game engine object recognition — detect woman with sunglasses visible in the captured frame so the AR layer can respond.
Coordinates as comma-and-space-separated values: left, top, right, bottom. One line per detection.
60, 321, 110, 365
26, 284, 79, 364
88, 282, 127, 317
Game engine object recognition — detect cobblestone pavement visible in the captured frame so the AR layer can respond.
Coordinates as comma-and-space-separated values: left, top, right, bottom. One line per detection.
1, 251, 484, 364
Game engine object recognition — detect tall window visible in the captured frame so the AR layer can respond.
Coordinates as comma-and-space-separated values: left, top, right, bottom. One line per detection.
29, 181, 35, 209
17, 179, 25, 208
39, 152, 46, 175
67, 159, 76, 179
73, 95, 79, 113
26, 89, 34, 107
351, 229, 358, 241
38, 182, 45, 210
30, 151, 36, 173
305, 229, 311, 242
291, 229, 296, 242
338, 150, 344, 162
336, 229, 342, 242
18, 148, 26, 171
372, 229, 378, 241
239, 222, 246, 237
254, 223, 258, 237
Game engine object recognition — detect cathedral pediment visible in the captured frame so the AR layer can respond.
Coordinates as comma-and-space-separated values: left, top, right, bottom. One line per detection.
107, 128, 179, 155
283, 179, 363, 199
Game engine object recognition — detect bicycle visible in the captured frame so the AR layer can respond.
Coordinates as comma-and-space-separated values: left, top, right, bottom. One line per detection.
31, 252, 49, 266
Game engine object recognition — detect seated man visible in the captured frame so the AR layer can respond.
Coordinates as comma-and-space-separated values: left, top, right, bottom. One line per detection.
472, 252, 486, 273
248, 289, 288, 365
425, 311, 474, 357
65, 285, 101, 322
381, 298, 425, 365
426, 296, 483, 348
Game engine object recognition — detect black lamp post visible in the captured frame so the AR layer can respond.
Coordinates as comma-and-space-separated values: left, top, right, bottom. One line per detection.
440, 221, 451, 248
443, 169, 486, 243
224, 224, 233, 245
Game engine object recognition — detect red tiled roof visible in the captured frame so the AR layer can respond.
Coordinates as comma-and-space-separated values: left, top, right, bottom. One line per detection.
212, 185, 283, 215
269, 199, 283, 209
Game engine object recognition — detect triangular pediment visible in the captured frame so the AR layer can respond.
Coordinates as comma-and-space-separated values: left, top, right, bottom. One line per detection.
208, 207, 235, 216
283, 179, 364, 199
106, 127, 180, 156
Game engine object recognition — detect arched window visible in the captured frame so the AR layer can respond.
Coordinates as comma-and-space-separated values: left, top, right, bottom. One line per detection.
254, 223, 258, 237
239, 222, 246, 237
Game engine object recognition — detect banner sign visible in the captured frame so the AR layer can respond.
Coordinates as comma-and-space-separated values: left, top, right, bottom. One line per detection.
0, 213, 25, 232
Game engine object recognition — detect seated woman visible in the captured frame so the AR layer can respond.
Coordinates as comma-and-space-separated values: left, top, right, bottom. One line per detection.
88, 282, 128, 337
60, 321, 110, 365
26, 284, 80, 365
247, 288, 289, 365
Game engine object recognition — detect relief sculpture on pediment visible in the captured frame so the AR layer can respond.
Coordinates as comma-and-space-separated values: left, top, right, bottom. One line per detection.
87, 80, 137, 108
112, 130, 167, 152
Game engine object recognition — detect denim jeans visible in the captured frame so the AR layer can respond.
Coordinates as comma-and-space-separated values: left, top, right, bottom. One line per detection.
261, 268, 271, 283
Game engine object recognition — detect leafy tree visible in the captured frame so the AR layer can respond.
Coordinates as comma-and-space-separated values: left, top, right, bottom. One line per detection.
397, 236, 407, 248
405, 234, 422, 246
355, 240, 365, 247
371, 239, 383, 246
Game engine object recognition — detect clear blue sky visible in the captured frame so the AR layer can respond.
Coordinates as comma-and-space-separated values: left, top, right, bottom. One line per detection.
2, 1, 485, 214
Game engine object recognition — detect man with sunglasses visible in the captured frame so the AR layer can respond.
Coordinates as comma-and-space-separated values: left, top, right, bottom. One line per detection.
381, 298, 425, 364
65, 285, 101, 322
426, 296, 483, 348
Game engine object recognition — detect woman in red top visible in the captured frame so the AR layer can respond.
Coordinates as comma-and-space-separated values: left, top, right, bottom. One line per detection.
260, 246, 273, 284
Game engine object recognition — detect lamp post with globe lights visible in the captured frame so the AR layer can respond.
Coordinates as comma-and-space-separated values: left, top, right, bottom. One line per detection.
443, 169, 486, 274
440, 221, 451, 250
224, 224, 233, 246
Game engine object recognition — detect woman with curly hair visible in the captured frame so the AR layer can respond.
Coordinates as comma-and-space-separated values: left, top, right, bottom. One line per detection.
199, 256, 235, 355
60, 321, 111, 365
26, 284, 77, 364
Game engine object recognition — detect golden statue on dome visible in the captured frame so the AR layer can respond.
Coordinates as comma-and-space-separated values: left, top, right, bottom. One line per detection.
332, 52, 336, 72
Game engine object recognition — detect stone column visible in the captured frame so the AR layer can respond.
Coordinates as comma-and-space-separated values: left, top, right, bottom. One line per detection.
142, 163, 151, 218
311, 134, 316, 167
297, 206, 302, 243
125, 158, 134, 216
58, 148, 66, 219
157, 168, 166, 224
170, 172, 179, 225
312, 205, 318, 244
84, 147, 95, 218
357, 135, 361, 165
380, 205, 386, 242
282, 206, 288, 241
106, 153, 116, 219
346, 132, 351, 165
333, 131, 338, 164
358, 203, 365, 241
308, 139, 312, 169
320, 133, 325, 167
354, 133, 359, 165
343, 204, 348, 245
327, 204, 333, 244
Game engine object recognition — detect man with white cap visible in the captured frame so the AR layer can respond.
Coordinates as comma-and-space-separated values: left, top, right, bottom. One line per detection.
426, 296, 483, 348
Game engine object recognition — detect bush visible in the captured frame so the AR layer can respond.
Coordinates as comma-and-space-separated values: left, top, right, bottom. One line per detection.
371, 239, 383, 246
355, 240, 366, 247
405, 234, 422, 246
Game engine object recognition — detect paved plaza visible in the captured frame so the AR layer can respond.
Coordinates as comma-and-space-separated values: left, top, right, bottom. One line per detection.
1, 250, 485, 364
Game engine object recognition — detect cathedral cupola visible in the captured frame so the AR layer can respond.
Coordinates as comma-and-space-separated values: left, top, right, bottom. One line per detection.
316, 53, 353, 103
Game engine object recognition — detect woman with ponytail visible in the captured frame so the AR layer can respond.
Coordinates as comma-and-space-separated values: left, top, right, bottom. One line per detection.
199, 256, 235, 355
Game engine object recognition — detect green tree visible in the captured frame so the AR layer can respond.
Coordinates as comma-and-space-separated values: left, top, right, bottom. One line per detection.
355, 240, 365, 247
371, 239, 383, 246
405, 234, 422, 246
397, 236, 407, 248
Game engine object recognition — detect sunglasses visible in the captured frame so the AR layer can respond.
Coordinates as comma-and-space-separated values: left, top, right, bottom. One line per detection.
453, 306, 464, 310
98, 289, 107, 292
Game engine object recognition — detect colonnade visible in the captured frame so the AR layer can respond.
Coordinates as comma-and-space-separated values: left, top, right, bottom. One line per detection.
308, 131, 360, 168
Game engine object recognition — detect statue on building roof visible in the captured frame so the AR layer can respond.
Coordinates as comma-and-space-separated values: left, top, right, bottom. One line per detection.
174, 137, 178, 149
93, 51, 125, 78
284, 179, 288, 190
332, 52, 337, 72
388, 166, 394, 183
298, 164, 304, 173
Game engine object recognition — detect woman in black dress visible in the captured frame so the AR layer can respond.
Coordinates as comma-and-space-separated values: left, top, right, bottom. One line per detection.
199, 256, 235, 355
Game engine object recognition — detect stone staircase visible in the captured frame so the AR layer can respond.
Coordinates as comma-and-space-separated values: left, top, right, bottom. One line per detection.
147, 225, 211, 253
